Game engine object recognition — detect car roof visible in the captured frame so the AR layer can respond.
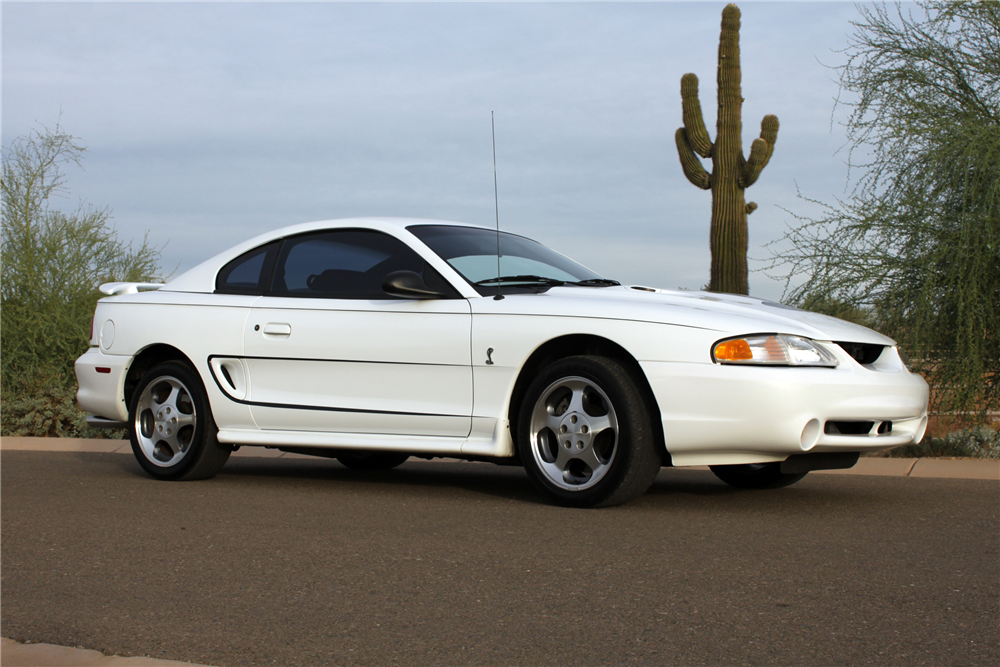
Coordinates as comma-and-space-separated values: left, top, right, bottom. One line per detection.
159, 217, 490, 294
247, 216, 491, 241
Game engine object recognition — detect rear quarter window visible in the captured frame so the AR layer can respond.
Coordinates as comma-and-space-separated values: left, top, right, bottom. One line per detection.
215, 241, 279, 295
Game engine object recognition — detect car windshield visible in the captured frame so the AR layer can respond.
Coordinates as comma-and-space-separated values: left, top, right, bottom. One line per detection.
408, 225, 605, 296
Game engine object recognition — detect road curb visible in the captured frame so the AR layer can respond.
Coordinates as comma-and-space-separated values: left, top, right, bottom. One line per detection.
1, 436, 997, 480
0, 638, 213, 667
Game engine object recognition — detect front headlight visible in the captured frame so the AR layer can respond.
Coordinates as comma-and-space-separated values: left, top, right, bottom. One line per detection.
712, 334, 839, 367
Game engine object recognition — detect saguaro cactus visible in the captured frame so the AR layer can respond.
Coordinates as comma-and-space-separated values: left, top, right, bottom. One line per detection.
675, 3, 778, 295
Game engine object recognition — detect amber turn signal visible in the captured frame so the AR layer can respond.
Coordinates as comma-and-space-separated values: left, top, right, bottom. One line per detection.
714, 339, 753, 361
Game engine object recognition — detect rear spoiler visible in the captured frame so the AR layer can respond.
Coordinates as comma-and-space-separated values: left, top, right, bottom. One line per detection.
99, 282, 165, 296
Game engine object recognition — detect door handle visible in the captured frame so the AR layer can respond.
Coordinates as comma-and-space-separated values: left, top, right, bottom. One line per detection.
262, 323, 292, 336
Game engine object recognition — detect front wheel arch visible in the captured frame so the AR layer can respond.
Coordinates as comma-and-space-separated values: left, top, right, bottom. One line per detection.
516, 355, 661, 507
507, 335, 669, 466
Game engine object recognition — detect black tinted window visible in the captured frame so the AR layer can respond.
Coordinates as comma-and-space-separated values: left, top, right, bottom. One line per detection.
270, 229, 457, 299
216, 241, 279, 295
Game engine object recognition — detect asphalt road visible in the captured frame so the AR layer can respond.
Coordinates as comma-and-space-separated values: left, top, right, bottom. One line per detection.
2, 451, 997, 667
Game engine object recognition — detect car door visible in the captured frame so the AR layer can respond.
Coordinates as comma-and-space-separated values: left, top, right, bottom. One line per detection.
243, 228, 473, 437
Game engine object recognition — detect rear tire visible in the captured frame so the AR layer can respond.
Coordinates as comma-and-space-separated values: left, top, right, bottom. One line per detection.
336, 451, 410, 470
709, 463, 807, 489
128, 361, 230, 481
517, 355, 660, 508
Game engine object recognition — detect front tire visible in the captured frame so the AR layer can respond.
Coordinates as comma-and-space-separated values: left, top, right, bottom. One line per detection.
129, 361, 230, 481
517, 355, 660, 508
709, 463, 808, 489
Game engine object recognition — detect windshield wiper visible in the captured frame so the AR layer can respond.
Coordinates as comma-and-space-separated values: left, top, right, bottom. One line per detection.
568, 278, 620, 287
475, 275, 566, 286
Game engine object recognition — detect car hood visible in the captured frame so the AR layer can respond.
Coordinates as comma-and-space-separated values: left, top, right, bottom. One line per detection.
511, 285, 895, 345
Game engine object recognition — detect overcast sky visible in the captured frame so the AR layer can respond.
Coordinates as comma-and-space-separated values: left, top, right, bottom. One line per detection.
3, 1, 876, 300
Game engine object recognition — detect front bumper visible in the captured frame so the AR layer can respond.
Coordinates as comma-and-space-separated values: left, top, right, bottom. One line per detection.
75, 347, 131, 423
641, 353, 929, 467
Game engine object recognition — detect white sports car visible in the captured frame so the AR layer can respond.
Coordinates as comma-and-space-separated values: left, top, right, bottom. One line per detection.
76, 218, 928, 507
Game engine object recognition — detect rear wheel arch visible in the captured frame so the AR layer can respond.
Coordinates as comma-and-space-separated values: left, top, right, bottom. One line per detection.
124, 344, 194, 408
508, 334, 670, 466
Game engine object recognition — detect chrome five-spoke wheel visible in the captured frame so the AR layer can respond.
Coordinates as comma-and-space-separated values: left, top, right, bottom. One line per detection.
529, 376, 619, 491
135, 375, 197, 467
518, 355, 661, 508
128, 361, 230, 481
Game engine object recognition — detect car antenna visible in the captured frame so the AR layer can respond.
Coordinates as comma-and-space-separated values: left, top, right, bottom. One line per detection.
491, 111, 504, 301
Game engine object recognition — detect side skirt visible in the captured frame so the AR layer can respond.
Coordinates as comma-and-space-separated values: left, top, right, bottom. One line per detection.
219, 428, 492, 457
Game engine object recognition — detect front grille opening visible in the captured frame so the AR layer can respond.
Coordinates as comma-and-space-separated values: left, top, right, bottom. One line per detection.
835, 341, 886, 365
825, 420, 893, 436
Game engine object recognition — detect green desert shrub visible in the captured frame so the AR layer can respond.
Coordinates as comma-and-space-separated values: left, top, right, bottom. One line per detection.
1, 122, 160, 437
879, 426, 1000, 460
768, 1, 1000, 424
1, 372, 125, 439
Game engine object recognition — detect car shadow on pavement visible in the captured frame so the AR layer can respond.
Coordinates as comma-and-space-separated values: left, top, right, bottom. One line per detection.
638, 466, 897, 520
19, 450, 890, 521
102, 451, 791, 505
107, 453, 550, 504
99, 450, 880, 509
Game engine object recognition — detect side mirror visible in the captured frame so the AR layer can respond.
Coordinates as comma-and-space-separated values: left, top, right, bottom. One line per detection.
382, 270, 447, 300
